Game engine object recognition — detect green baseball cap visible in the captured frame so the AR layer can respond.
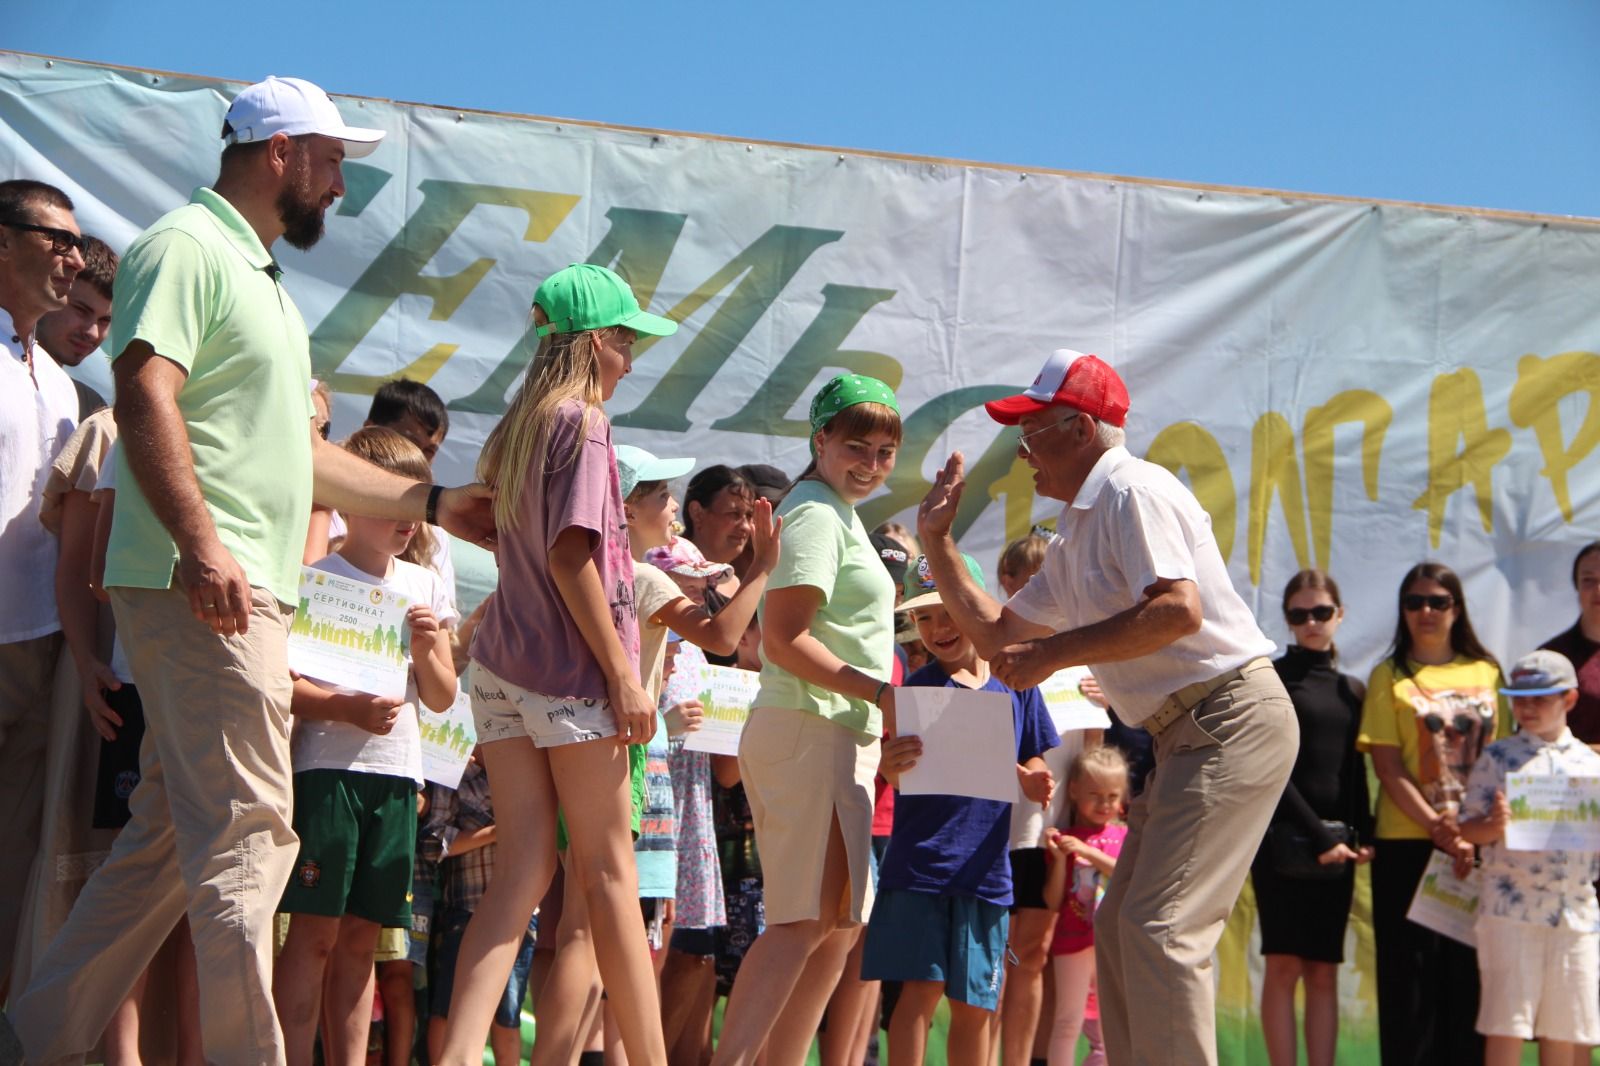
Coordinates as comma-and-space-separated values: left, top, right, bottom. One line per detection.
533, 264, 679, 339
901, 552, 986, 612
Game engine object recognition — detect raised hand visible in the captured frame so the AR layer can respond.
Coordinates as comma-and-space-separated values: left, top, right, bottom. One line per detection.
917, 452, 966, 542
746, 497, 783, 576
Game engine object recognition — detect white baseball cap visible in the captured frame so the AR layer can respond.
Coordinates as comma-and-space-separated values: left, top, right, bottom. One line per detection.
223, 76, 385, 158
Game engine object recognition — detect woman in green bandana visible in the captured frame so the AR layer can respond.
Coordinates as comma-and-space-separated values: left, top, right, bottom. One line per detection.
712, 374, 903, 1066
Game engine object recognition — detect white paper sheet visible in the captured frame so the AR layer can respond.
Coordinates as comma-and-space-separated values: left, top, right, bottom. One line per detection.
682, 665, 762, 758
1505, 773, 1600, 851
1405, 848, 1480, 947
287, 566, 412, 699
894, 687, 1017, 804
420, 688, 478, 789
1037, 667, 1113, 734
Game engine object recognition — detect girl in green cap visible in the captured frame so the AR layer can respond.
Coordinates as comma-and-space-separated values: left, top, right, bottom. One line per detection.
713, 374, 903, 1065
436, 264, 675, 1066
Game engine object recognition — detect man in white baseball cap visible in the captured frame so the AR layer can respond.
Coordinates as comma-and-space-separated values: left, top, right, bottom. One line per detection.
11, 78, 496, 1066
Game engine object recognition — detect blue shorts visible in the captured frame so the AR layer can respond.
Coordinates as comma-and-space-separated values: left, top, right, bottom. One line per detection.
431, 906, 538, 1029
861, 889, 1009, 1011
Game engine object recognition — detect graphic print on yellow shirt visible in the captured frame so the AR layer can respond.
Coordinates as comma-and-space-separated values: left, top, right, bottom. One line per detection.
1356, 657, 1511, 841
1399, 679, 1496, 814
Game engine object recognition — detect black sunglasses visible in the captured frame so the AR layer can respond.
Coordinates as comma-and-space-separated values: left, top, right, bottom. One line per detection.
1, 218, 86, 256
1285, 604, 1337, 625
1402, 593, 1455, 613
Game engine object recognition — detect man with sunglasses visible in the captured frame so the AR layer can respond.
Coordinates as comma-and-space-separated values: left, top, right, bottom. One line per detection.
0, 178, 87, 995
916, 348, 1296, 1066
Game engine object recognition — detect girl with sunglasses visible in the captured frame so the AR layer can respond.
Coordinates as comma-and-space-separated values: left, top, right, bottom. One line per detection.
1356, 561, 1511, 1065
1251, 570, 1373, 1066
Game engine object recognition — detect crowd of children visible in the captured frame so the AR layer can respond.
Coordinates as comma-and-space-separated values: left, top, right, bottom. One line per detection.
15, 241, 1600, 1066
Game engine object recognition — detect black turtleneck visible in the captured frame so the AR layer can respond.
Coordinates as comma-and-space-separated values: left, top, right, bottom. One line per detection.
1271, 645, 1375, 851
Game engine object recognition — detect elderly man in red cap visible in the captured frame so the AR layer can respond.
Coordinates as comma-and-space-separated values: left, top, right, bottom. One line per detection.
916, 349, 1297, 1066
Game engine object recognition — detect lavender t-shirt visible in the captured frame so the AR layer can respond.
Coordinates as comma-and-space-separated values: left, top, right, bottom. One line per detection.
472, 400, 638, 700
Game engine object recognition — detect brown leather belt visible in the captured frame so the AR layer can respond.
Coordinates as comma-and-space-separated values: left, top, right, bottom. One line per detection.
1142, 657, 1274, 738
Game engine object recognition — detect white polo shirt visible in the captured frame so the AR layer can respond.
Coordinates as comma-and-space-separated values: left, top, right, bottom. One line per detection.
1007, 445, 1273, 725
0, 309, 79, 642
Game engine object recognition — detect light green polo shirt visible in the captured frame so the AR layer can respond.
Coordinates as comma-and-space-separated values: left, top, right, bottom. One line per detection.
756, 478, 896, 736
105, 187, 315, 606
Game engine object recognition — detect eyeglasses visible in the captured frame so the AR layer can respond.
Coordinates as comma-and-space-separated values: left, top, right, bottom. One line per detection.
1285, 604, 1337, 625
316, 420, 331, 441
1, 219, 86, 256
1402, 593, 1455, 613
1016, 415, 1081, 458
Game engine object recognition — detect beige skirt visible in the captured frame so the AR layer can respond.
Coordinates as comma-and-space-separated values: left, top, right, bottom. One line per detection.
738, 706, 880, 926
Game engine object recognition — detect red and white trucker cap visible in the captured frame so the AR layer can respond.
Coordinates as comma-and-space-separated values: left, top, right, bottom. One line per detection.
983, 349, 1130, 427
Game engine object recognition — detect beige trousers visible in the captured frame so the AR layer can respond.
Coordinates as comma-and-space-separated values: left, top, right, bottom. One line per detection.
0, 631, 64, 989
13, 585, 298, 1066
1094, 663, 1298, 1066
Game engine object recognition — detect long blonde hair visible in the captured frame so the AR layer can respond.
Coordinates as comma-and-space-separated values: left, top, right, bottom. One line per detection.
341, 426, 435, 568
478, 306, 609, 530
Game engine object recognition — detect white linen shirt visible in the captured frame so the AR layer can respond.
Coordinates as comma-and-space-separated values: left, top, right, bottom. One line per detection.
1, 309, 79, 642
1006, 446, 1274, 725
1462, 728, 1600, 931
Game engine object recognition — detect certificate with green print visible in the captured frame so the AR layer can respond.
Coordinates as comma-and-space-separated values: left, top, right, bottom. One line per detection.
683, 665, 763, 757
1505, 773, 1600, 851
288, 566, 412, 700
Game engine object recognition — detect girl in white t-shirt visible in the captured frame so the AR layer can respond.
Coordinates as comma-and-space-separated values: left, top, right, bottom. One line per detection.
273, 427, 459, 1066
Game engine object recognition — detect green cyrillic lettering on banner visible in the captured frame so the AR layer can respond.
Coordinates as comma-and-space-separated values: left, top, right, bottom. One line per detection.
713, 284, 901, 437
315, 179, 580, 394
612, 226, 845, 432
334, 162, 392, 218
585, 207, 689, 309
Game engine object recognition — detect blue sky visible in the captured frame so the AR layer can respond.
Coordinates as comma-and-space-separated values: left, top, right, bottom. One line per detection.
10, 0, 1600, 219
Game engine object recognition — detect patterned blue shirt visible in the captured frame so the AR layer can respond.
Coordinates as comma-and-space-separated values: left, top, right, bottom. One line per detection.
1462, 728, 1600, 930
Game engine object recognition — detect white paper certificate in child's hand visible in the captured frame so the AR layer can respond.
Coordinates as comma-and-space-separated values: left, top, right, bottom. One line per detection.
1505, 773, 1600, 851
894, 687, 1017, 804
287, 566, 412, 700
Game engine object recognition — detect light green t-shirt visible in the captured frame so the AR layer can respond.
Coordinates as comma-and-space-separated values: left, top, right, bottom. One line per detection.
105, 188, 315, 606
756, 479, 895, 736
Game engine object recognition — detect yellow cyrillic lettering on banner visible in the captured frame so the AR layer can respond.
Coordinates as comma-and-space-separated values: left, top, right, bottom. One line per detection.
988, 456, 1044, 551
1411, 368, 1511, 547
1146, 422, 1237, 565
1249, 412, 1312, 586
1303, 390, 1392, 570
1508, 352, 1600, 523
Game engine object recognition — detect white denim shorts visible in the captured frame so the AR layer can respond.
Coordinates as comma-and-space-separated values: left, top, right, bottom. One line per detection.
469, 661, 617, 748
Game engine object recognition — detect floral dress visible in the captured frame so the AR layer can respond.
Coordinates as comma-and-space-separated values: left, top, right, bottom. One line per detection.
662, 640, 726, 929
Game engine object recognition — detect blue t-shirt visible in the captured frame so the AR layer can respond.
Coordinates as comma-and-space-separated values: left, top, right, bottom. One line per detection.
878, 662, 1059, 906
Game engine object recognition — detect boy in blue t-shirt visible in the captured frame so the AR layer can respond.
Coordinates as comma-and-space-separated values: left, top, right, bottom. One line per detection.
863, 553, 1059, 1066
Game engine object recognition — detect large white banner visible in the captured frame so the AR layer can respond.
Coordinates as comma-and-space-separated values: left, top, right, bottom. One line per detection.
5, 51, 1600, 678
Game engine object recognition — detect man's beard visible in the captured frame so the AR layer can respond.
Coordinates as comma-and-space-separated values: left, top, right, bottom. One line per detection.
277, 153, 327, 251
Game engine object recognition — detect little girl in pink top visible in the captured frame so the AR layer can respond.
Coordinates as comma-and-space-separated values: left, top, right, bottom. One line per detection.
1043, 747, 1130, 1066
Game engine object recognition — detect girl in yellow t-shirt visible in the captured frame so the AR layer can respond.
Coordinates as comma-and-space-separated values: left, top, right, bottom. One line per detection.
1357, 561, 1509, 1066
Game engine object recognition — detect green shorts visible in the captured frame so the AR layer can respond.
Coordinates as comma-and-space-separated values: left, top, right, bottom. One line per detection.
280, 768, 417, 927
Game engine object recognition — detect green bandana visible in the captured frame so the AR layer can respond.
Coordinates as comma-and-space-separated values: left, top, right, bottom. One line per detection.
808, 374, 900, 449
